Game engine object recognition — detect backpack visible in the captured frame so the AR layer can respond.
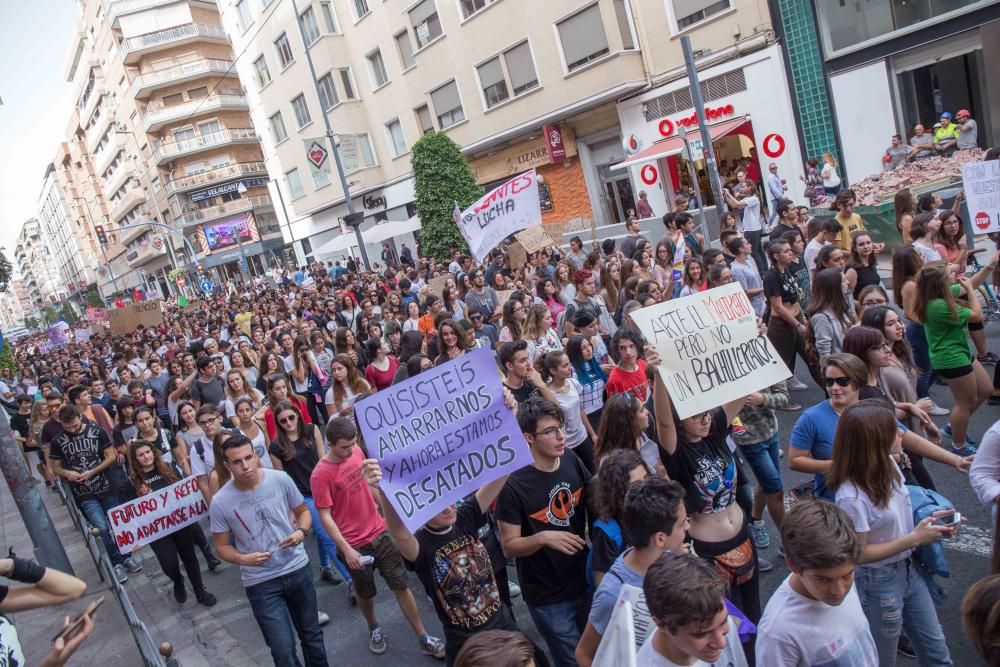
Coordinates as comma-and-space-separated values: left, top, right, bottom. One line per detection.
586, 518, 623, 591
907, 484, 953, 604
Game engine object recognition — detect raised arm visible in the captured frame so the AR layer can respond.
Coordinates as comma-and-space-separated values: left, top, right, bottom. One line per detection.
362, 459, 420, 562
0, 558, 87, 613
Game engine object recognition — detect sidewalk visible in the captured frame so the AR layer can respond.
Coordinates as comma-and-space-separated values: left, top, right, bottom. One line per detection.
0, 477, 139, 666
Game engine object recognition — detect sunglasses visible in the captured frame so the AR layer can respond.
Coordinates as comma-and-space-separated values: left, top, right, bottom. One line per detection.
278, 414, 298, 424
822, 376, 852, 388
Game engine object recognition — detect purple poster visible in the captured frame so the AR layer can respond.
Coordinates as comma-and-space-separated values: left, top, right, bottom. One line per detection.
354, 347, 532, 532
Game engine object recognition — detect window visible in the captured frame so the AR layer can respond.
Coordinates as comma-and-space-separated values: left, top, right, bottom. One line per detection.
343, 134, 377, 171
672, 0, 731, 30
274, 33, 294, 68
613, 0, 635, 49
459, 0, 490, 19
339, 68, 357, 99
187, 86, 209, 99
505, 41, 538, 94
430, 80, 464, 128
395, 31, 415, 70
317, 72, 339, 110
299, 6, 321, 44
366, 49, 389, 88
236, 0, 252, 30
198, 119, 221, 136
253, 55, 271, 87
162, 92, 184, 106
415, 105, 434, 134
556, 3, 610, 72
269, 111, 288, 142
358, 135, 375, 166
320, 2, 338, 32
477, 57, 508, 108
351, 0, 369, 20
409, 0, 442, 49
286, 168, 304, 198
291, 94, 312, 128
386, 119, 406, 155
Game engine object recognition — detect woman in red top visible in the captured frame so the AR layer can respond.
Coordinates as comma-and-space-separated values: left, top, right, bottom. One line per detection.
605, 329, 650, 402
363, 337, 399, 391
261, 373, 312, 440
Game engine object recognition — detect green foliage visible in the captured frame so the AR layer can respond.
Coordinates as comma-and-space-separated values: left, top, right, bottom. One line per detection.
59, 301, 80, 326
0, 250, 12, 293
167, 267, 187, 282
24, 316, 39, 332
0, 341, 14, 372
410, 131, 482, 261
85, 290, 105, 308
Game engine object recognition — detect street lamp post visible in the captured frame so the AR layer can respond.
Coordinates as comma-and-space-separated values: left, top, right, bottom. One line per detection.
74, 197, 121, 294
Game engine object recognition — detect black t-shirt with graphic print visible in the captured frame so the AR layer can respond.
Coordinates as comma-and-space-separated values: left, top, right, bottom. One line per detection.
495, 450, 591, 606
48, 424, 115, 503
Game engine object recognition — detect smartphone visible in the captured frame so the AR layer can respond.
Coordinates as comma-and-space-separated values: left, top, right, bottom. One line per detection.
936, 511, 961, 526
53, 597, 104, 642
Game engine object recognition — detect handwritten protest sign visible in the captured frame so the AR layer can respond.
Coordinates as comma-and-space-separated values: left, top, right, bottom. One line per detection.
455, 169, 541, 262
962, 160, 1000, 233
73, 328, 92, 343
427, 274, 452, 297
108, 300, 164, 334
354, 348, 532, 532
508, 241, 528, 271
629, 282, 790, 419
515, 225, 554, 253
106, 476, 208, 554
85, 307, 108, 323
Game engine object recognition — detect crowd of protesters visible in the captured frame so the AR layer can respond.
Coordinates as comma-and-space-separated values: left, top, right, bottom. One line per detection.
4, 150, 1000, 667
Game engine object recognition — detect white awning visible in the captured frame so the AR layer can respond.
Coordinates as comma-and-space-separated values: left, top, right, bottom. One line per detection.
364, 216, 421, 244
313, 232, 358, 257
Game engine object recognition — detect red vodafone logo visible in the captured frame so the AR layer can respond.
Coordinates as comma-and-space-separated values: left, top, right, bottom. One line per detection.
640, 165, 658, 185
657, 104, 736, 137
975, 211, 992, 231
658, 119, 674, 137
762, 133, 785, 158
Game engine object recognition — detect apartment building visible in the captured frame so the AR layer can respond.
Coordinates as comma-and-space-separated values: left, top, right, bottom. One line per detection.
37, 163, 98, 304
58, 0, 279, 296
10, 281, 32, 322
14, 220, 63, 314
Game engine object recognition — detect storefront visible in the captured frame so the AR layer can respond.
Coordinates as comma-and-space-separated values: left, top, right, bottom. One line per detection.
194, 212, 283, 282
614, 44, 805, 230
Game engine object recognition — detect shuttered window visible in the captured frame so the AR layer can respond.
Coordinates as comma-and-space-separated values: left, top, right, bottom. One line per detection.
505, 42, 537, 94
477, 57, 508, 108
430, 80, 463, 128
556, 3, 609, 71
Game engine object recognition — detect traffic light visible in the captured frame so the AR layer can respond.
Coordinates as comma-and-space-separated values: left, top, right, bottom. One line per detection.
94, 224, 108, 245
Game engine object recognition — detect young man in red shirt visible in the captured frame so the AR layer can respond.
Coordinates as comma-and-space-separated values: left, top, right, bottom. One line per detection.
311, 417, 445, 659
606, 329, 649, 402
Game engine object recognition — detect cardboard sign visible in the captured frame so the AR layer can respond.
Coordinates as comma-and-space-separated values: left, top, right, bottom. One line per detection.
455, 169, 542, 262
629, 282, 790, 419
106, 476, 208, 554
961, 160, 1000, 233
85, 307, 108, 323
427, 274, 452, 298
73, 328, 92, 343
108, 300, 164, 334
515, 225, 554, 253
509, 241, 528, 271
354, 348, 532, 532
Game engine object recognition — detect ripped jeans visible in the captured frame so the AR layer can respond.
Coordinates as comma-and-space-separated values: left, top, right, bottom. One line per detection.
855, 558, 952, 666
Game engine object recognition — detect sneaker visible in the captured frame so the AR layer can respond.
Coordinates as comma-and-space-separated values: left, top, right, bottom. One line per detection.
929, 402, 951, 416
123, 556, 143, 573
113, 564, 128, 584
318, 611, 330, 626
173, 579, 187, 604
897, 635, 916, 659
508, 581, 522, 598
195, 587, 217, 607
977, 352, 999, 365
951, 443, 978, 457
320, 565, 343, 585
778, 403, 802, 412
369, 626, 387, 655
205, 553, 222, 572
757, 558, 773, 573
419, 635, 446, 660
347, 580, 357, 606
942, 424, 979, 446
788, 378, 809, 391
750, 521, 770, 549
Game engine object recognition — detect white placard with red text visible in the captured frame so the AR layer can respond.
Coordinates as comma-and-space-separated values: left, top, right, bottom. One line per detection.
629, 282, 791, 419
106, 476, 207, 554
455, 169, 541, 262
962, 160, 1000, 234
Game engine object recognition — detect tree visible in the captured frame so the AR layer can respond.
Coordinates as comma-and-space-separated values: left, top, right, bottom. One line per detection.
85, 290, 104, 308
0, 249, 11, 293
59, 301, 80, 326
0, 341, 14, 373
410, 131, 482, 261
24, 316, 39, 332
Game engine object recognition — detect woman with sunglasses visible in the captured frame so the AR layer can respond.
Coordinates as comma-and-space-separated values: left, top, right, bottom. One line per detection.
652, 370, 762, 627
269, 400, 350, 587
262, 374, 313, 441
827, 402, 956, 666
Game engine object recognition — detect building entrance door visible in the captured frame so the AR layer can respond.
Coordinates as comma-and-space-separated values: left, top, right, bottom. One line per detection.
598, 164, 636, 225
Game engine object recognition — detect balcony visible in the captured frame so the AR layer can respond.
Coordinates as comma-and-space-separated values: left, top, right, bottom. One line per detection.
176, 195, 272, 228
85, 108, 112, 153
164, 161, 267, 196
78, 81, 104, 126
126, 240, 169, 268
142, 94, 248, 133
103, 163, 132, 197
110, 187, 147, 224
131, 58, 235, 98
106, 0, 216, 26
94, 134, 125, 176
119, 221, 155, 246
120, 23, 228, 64
153, 127, 258, 165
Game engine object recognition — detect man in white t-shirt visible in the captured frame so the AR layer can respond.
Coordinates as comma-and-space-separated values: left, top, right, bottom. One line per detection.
804, 218, 843, 281
757, 501, 877, 666
637, 552, 747, 667
724, 182, 765, 273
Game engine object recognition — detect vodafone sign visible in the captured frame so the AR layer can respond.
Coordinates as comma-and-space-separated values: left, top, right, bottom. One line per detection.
658, 104, 736, 137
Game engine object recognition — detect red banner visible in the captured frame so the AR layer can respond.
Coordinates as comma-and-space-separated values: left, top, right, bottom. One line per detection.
543, 124, 566, 164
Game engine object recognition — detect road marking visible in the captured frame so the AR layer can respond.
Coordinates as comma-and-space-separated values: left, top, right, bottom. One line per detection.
943, 524, 992, 558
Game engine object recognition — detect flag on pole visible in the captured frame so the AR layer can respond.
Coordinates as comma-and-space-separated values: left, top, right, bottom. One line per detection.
304, 139, 330, 184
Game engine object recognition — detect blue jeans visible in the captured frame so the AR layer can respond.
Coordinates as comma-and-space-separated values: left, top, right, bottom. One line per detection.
906, 322, 933, 398
303, 496, 350, 578
526, 596, 589, 667
741, 433, 783, 494
855, 559, 951, 666
245, 564, 328, 667
79, 494, 124, 567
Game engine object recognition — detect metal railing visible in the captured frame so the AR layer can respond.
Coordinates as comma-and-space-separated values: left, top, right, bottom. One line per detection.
120, 23, 228, 60
142, 95, 248, 132
163, 161, 267, 196
106, 0, 213, 24
153, 127, 257, 162
176, 194, 272, 227
131, 58, 234, 98
56, 482, 179, 667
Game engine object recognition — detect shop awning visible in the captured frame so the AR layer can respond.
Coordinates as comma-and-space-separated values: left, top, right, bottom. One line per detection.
313, 232, 359, 257
364, 216, 421, 245
611, 118, 747, 171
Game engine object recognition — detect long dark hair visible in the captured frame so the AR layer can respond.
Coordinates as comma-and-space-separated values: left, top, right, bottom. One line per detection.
596, 449, 646, 522
566, 335, 605, 385
271, 399, 317, 463
891, 246, 922, 305
861, 306, 915, 372
595, 394, 645, 465
807, 268, 854, 328
827, 401, 899, 509
127, 440, 178, 493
